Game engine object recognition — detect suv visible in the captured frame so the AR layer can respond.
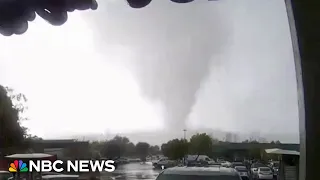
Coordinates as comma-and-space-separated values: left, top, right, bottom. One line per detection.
155, 166, 242, 180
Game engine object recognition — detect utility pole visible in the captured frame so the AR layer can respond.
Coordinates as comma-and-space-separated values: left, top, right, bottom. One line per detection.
183, 129, 187, 165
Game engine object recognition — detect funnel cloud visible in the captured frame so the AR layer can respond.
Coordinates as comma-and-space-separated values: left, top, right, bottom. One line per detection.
86, 0, 232, 129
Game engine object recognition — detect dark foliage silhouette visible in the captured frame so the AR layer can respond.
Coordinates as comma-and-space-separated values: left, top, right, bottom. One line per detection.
0, 0, 98, 36
126, 0, 152, 8
0, 86, 26, 153
126, 0, 194, 8
0, 0, 200, 36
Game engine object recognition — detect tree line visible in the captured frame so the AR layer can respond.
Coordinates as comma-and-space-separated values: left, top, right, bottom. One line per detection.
88, 132, 282, 161
89, 133, 218, 160
0, 85, 282, 160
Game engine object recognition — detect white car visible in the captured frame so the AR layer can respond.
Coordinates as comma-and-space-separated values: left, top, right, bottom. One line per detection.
257, 167, 274, 180
234, 166, 250, 180
250, 163, 266, 178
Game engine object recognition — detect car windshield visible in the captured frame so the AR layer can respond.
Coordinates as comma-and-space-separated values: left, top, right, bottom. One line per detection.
156, 174, 241, 180
259, 167, 271, 171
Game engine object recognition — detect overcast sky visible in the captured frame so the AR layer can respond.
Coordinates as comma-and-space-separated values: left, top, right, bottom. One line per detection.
0, 0, 299, 143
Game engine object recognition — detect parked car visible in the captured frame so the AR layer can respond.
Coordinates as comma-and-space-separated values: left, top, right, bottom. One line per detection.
217, 158, 225, 163
221, 161, 232, 167
155, 166, 242, 180
152, 157, 176, 169
250, 163, 268, 179
231, 162, 245, 168
234, 166, 250, 180
256, 167, 273, 180
268, 161, 279, 177
0, 171, 12, 180
185, 155, 216, 165
42, 175, 79, 180
115, 157, 129, 164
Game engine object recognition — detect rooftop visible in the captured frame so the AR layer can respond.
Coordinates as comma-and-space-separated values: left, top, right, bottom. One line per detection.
163, 166, 238, 176
265, 148, 300, 155
5, 153, 53, 159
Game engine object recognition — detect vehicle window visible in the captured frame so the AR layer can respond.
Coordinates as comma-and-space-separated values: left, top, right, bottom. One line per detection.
156, 174, 241, 180
236, 169, 247, 173
259, 167, 271, 171
235, 167, 247, 171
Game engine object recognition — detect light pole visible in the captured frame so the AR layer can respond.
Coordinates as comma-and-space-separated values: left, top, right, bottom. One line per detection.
183, 129, 187, 165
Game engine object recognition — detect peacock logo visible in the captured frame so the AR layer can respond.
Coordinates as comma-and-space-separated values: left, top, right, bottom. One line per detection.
9, 160, 29, 172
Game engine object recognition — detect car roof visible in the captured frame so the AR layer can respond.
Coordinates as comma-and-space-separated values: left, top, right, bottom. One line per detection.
42, 175, 79, 179
0, 171, 10, 174
162, 166, 239, 176
235, 166, 247, 169
5, 153, 53, 159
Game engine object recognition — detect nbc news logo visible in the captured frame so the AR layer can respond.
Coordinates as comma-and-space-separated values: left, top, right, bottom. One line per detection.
9, 159, 115, 173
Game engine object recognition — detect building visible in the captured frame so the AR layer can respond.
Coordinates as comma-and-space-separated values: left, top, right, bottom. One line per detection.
265, 148, 299, 180
31, 139, 91, 160
211, 142, 299, 161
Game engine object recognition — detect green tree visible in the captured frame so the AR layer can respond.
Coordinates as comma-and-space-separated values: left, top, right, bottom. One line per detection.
149, 145, 160, 155
242, 140, 249, 143
101, 140, 121, 158
0, 86, 28, 154
161, 139, 189, 160
125, 142, 136, 157
189, 133, 213, 156
135, 142, 150, 162
101, 136, 130, 158
275, 140, 281, 144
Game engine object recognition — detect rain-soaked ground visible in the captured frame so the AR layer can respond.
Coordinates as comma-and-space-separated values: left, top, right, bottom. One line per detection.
100, 162, 162, 180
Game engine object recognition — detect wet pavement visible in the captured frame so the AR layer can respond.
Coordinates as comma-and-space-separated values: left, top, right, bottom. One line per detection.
100, 162, 161, 180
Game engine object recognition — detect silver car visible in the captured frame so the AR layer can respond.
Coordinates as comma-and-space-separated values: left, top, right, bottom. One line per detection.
257, 167, 273, 180
155, 166, 242, 180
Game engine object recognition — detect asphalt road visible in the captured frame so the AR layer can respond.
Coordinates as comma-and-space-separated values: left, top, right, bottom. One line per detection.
100, 162, 161, 180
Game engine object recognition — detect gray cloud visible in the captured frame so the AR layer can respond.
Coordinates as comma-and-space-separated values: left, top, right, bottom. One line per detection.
81, 0, 299, 143
86, 0, 233, 129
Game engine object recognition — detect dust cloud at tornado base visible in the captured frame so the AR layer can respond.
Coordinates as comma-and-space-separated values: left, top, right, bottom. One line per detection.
85, 1, 233, 130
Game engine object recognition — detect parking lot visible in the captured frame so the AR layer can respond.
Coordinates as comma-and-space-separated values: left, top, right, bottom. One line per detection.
100, 162, 161, 180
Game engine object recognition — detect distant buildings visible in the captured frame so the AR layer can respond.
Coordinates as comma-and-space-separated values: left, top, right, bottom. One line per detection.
225, 133, 232, 142
31, 139, 91, 159
225, 133, 239, 143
